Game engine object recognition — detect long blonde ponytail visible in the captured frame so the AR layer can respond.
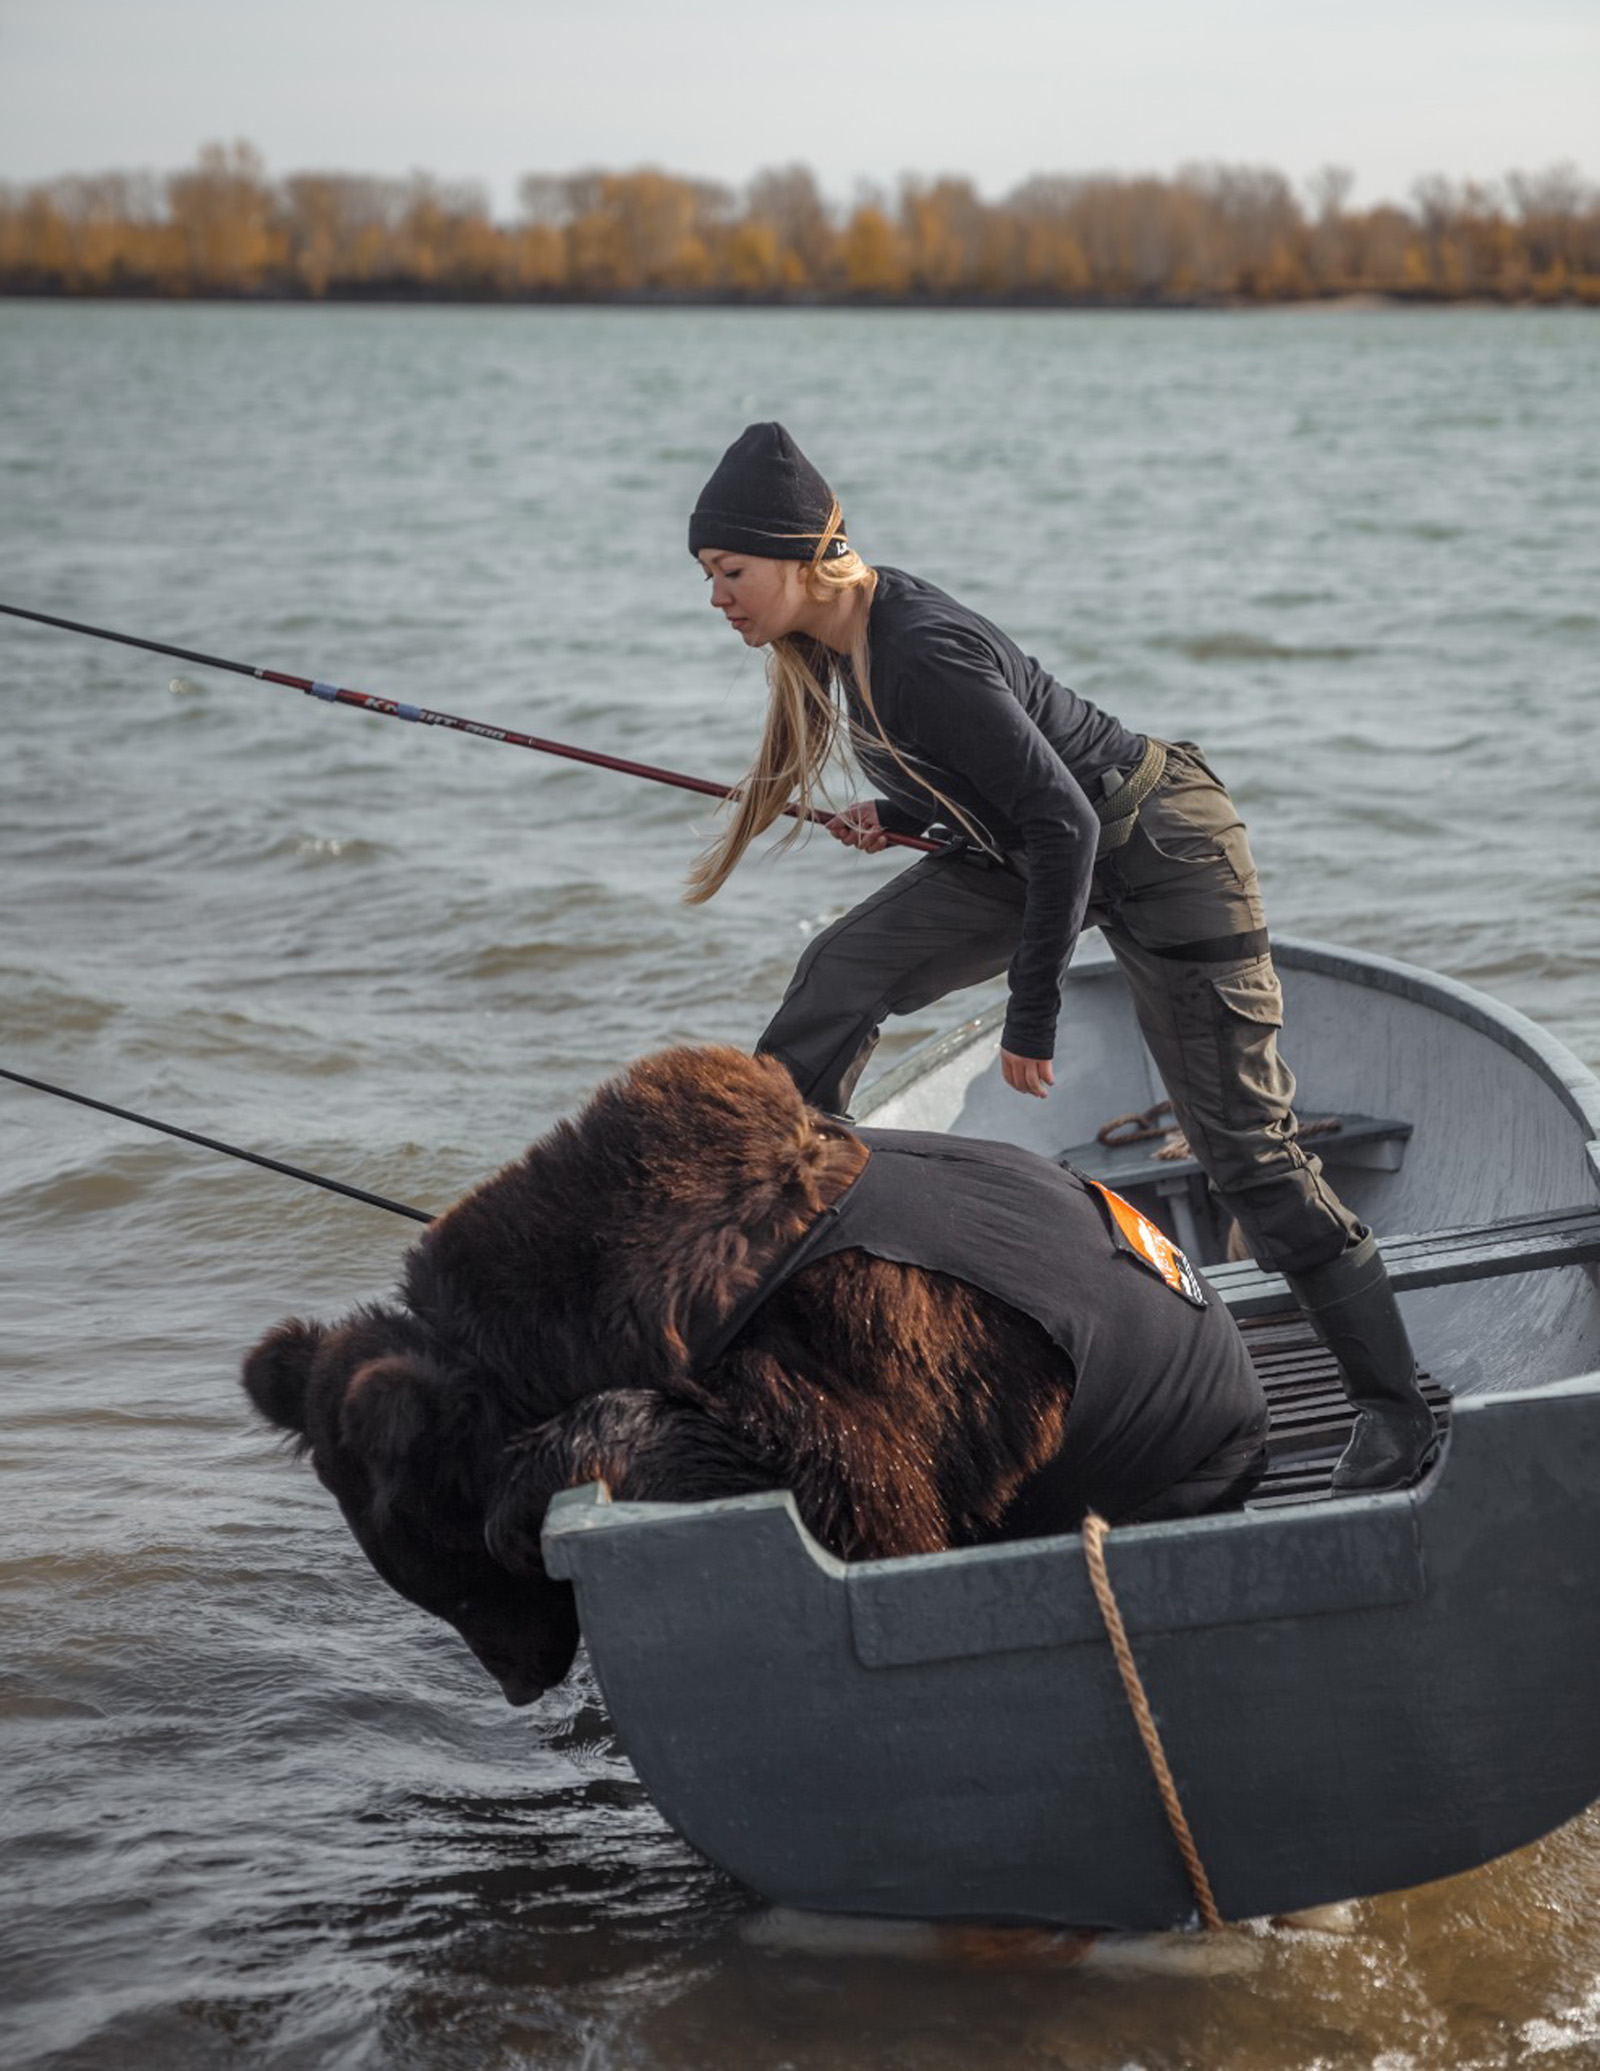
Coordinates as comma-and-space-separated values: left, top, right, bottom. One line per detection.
685, 506, 869, 903
685, 512, 989, 903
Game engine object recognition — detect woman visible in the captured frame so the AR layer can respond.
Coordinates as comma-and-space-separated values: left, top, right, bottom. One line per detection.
685, 421, 1436, 1494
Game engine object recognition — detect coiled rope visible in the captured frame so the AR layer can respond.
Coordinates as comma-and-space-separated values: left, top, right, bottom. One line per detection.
1080, 1511, 1225, 1931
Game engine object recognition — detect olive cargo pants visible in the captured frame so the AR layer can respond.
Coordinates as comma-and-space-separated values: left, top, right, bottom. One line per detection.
756, 742, 1362, 1278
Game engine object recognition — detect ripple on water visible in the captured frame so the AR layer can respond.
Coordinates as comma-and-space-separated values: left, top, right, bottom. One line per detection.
0, 974, 122, 1044
1151, 631, 1373, 663
2, 1158, 158, 1223
265, 832, 395, 866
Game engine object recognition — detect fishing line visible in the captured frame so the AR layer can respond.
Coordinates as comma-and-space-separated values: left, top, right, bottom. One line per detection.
0, 599, 941, 852
0, 1066, 432, 1224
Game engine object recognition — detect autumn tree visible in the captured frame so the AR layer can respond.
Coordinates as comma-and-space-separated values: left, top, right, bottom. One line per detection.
166, 141, 281, 291
841, 191, 909, 296
1177, 164, 1305, 297
390, 174, 504, 291
281, 174, 404, 294
1005, 178, 1091, 296
1304, 165, 1356, 292
520, 168, 730, 292
744, 165, 838, 290
1507, 163, 1591, 299
3, 145, 1598, 306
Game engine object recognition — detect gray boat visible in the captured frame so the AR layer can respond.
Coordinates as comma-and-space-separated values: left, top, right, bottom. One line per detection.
543, 939, 1600, 1930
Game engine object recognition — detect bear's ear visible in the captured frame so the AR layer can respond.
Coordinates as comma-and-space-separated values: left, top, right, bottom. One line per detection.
241, 1318, 326, 1438
337, 1353, 451, 1523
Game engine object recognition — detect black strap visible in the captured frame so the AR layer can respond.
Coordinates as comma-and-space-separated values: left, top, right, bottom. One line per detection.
689, 1200, 849, 1372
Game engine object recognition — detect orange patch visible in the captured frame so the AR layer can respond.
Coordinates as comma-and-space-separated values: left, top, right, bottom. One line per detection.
1086, 1179, 1208, 1306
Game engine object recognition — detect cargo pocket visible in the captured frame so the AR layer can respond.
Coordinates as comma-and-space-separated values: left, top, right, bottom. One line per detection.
1133, 781, 1238, 862
1212, 964, 1283, 1027
1117, 810, 1265, 939
1210, 961, 1295, 1127
1126, 763, 1255, 895
1133, 817, 1231, 870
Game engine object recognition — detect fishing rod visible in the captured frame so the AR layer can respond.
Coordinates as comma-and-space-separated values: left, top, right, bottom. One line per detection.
0, 1065, 432, 1224
0, 600, 941, 853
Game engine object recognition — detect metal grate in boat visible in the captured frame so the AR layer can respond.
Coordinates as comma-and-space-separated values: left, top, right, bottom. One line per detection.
1239, 1308, 1450, 1508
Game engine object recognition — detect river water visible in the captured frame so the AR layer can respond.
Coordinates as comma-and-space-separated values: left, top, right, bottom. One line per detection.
2, 300, 1597, 2069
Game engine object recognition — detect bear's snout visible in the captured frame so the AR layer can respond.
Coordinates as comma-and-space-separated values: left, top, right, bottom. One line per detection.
492, 1668, 546, 1707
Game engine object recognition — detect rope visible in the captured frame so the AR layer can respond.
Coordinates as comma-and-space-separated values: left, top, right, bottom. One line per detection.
1093, 737, 1169, 855
1097, 1100, 1176, 1148
1080, 1511, 1225, 1931
1097, 1103, 1343, 1157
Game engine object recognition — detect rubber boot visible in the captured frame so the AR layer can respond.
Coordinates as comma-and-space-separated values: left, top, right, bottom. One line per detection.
1285, 1235, 1439, 1493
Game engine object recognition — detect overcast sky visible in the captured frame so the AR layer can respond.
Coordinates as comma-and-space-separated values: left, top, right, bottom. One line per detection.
2, 0, 1595, 214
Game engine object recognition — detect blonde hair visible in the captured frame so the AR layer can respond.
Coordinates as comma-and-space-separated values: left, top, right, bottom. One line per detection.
685, 507, 987, 903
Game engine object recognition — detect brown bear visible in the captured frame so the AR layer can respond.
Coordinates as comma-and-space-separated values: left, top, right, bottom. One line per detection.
242, 1045, 1267, 1706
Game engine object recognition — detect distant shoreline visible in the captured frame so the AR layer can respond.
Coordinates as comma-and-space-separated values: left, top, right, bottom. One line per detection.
9, 147, 1595, 308
5, 285, 1593, 311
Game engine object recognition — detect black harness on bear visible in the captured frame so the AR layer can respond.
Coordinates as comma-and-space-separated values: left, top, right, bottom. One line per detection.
691, 1126, 1267, 1527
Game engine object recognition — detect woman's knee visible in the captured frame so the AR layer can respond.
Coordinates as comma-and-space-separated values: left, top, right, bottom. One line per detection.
1217, 1169, 1362, 1276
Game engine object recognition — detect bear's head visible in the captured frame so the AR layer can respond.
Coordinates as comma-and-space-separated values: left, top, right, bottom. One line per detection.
241, 1044, 872, 1703
242, 1307, 580, 1706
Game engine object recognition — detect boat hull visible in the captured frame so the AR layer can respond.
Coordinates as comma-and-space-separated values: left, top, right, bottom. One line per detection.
545, 1373, 1600, 1928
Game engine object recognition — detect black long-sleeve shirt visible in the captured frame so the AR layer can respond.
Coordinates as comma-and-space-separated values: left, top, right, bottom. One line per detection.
841, 567, 1144, 1059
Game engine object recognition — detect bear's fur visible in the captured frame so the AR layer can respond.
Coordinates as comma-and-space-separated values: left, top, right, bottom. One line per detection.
242, 1046, 1212, 1706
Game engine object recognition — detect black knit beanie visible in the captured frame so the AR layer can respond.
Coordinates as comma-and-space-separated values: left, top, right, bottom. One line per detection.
688, 422, 848, 560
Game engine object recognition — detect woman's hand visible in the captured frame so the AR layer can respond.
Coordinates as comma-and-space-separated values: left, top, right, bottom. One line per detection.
825, 801, 890, 852
1000, 1049, 1055, 1099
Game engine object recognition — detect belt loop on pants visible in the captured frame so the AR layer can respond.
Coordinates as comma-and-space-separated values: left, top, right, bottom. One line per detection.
1094, 737, 1168, 858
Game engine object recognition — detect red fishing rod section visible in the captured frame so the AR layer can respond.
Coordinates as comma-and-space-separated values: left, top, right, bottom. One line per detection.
0, 600, 941, 852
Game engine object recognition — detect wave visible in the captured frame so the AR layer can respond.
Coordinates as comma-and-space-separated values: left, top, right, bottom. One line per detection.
1152, 631, 1371, 663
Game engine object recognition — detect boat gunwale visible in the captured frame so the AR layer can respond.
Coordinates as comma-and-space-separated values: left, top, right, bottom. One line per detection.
857, 936, 1600, 1180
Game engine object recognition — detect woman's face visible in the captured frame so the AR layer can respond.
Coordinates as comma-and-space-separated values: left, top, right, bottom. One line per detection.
697, 549, 809, 648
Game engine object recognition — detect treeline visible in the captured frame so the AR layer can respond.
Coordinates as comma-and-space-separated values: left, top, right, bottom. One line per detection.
3, 142, 1598, 305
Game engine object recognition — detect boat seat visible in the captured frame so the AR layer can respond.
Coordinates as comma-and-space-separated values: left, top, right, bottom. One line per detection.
1238, 1308, 1450, 1507
1060, 1111, 1412, 1258
1210, 1203, 1600, 1319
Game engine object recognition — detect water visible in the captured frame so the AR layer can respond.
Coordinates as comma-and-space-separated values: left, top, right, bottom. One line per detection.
2, 300, 1598, 2069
